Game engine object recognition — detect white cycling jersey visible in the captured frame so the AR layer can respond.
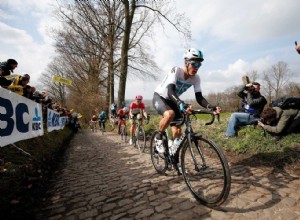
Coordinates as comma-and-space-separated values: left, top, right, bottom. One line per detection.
154, 66, 202, 100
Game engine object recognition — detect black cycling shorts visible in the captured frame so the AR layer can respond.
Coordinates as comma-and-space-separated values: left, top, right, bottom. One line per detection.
152, 92, 182, 122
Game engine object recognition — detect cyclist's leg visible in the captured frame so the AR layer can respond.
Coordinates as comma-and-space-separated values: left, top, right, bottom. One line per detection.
129, 119, 135, 145
152, 93, 176, 152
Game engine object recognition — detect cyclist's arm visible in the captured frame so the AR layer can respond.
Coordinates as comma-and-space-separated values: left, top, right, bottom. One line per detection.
129, 108, 134, 118
167, 84, 183, 105
195, 92, 217, 110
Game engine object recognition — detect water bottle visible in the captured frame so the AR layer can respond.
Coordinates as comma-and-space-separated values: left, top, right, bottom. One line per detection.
170, 136, 184, 156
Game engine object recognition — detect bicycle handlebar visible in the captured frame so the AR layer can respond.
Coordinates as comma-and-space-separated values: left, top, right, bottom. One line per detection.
190, 109, 216, 126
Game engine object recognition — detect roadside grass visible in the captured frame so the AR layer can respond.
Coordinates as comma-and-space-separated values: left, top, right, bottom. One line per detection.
143, 113, 300, 165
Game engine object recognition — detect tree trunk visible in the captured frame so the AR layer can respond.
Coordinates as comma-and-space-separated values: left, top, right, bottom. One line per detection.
118, 0, 135, 108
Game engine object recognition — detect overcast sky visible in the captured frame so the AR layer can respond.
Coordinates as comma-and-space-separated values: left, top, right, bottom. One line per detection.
1, 0, 300, 101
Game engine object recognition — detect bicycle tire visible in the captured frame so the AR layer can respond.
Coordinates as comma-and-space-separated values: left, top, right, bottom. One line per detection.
181, 136, 231, 206
150, 131, 168, 174
136, 126, 146, 153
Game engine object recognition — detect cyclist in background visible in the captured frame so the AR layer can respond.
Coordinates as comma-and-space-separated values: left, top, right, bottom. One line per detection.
98, 111, 107, 131
129, 95, 148, 145
117, 107, 127, 134
123, 106, 130, 118
152, 48, 221, 174
90, 114, 98, 131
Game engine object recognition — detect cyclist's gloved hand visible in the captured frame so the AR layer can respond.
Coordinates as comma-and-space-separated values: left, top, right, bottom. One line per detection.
178, 101, 189, 113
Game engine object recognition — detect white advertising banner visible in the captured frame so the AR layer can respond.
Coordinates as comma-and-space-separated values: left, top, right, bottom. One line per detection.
0, 87, 44, 147
47, 109, 67, 132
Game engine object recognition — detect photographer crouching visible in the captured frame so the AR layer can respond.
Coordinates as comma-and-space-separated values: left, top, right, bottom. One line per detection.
225, 82, 267, 138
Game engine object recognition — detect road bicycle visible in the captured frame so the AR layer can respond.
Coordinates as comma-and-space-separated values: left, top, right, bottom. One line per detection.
99, 120, 105, 135
131, 115, 146, 153
90, 121, 97, 132
119, 118, 128, 142
150, 109, 231, 207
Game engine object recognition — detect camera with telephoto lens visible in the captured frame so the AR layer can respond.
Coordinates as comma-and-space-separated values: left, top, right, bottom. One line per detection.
244, 85, 255, 93
249, 118, 265, 126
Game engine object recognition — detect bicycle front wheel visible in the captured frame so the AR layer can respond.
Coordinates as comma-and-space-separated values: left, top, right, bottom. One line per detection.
136, 126, 146, 153
181, 136, 231, 206
150, 131, 168, 174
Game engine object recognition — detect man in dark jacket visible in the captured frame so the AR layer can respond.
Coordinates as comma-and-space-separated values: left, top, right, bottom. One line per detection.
0, 59, 18, 87
0, 59, 18, 76
258, 107, 300, 139
225, 82, 267, 137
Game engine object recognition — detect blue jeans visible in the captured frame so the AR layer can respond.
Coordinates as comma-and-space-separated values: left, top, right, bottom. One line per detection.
226, 112, 258, 137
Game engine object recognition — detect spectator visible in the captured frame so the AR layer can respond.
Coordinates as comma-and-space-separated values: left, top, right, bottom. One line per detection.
258, 107, 300, 140
111, 102, 117, 117
7, 74, 30, 95
0, 59, 18, 87
296, 44, 300, 54
295, 41, 300, 54
23, 85, 36, 100
0, 59, 18, 76
121, 101, 126, 109
40, 91, 52, 109
225, 82, 267, 138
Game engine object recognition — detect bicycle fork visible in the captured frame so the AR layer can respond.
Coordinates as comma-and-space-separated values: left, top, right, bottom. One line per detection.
188, 135, 207, 172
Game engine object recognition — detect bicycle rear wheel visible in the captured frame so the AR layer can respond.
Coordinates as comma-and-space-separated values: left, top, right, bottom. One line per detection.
136, 126, 146, 152
150, 131, 168, 174
181, 136, 231, 206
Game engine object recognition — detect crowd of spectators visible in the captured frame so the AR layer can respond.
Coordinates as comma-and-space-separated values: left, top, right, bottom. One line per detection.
0, 58, 78, 129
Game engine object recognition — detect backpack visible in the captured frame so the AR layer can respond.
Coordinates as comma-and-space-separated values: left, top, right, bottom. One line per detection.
271, 97, 300, 110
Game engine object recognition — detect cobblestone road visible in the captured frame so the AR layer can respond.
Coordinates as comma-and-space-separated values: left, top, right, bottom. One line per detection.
37, 130, 300, 220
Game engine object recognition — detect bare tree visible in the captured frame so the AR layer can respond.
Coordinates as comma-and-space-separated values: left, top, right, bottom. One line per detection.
39, 57, 68, 106
263, 61, 292, 102
282, 82, 300, 97
246, 70, 258, 82
117, 0, 191, 108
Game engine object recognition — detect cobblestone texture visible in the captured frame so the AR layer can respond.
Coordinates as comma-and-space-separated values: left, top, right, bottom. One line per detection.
36, 130, 300, 219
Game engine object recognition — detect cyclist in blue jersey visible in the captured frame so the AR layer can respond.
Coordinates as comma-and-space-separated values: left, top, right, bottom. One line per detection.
152, 48, 221, 174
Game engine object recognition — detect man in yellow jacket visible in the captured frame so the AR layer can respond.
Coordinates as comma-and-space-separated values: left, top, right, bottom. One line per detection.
7, 74, 30, 95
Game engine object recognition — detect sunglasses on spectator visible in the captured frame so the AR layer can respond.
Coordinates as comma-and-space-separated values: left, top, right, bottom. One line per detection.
188, 61, 202, 68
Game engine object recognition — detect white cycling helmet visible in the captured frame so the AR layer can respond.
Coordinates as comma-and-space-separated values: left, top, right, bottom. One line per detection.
183, 48, 204, 61
123, 107, 129, 113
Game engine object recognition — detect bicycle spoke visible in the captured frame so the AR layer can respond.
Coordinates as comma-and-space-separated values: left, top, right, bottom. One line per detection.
181, 137, 231, 206
150, 131, 168, 174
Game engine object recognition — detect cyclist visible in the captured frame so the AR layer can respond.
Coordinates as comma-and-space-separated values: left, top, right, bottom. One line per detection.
90, 114, 98, 131
129, 95, 148, 145
152, 48, 221, 174
117, 107, 127, 134
123, 106, 130, 118
98, 111, 107, 131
